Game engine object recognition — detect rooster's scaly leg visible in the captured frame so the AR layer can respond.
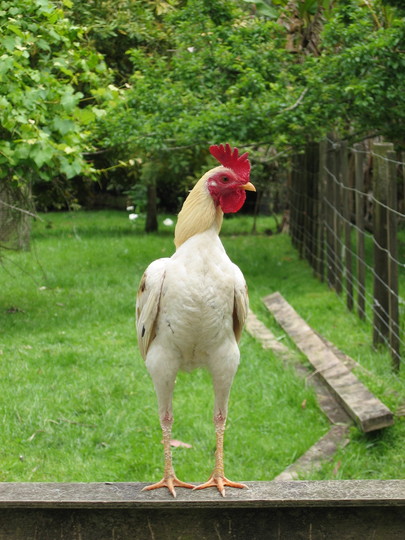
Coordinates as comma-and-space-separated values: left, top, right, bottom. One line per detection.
194, 412, 247, 497
195, 363, 247, 496
142, 413, 194, 497
143, 371, 193, 498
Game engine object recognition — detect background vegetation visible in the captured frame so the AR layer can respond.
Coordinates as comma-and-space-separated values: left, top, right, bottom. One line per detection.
1, 1, 404, 482
0, 212, 403, 482
1, 0, 404, 228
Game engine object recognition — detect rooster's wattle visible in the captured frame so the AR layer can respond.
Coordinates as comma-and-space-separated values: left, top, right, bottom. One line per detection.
136, 144, 255, 497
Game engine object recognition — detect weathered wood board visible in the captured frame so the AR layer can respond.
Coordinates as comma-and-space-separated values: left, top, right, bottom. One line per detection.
246, 309, 351, 480
246, 310, 352, 425
263, 292, 394, 432
0, 481, 404, 540
274, 424, 350, 481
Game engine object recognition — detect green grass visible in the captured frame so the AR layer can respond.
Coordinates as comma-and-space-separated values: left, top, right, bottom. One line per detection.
0, 210, 403, 482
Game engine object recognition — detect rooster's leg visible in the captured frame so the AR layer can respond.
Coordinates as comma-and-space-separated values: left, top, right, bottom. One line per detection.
195, 373, 247, 497
142, 373, 193, 497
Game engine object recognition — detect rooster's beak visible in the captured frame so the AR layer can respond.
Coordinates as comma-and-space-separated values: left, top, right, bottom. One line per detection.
242, 182, 256, 192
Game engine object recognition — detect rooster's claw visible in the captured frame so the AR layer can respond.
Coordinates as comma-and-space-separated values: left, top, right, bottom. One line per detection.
142, 476, 194, 498
194, 475, 247, 497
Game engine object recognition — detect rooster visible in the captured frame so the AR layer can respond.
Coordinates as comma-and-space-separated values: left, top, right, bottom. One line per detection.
136, 144, 255, 497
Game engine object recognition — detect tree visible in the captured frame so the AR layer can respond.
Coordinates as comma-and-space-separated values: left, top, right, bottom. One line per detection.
67, 0, 170, 81
0, 0, 113, 248
6, 0, 401, 239
297, 0, 405, 144
92, 0, 405, 230
97, 0, 305, 229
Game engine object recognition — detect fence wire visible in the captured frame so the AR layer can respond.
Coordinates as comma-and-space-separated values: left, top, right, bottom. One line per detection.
287, 139, 404, 371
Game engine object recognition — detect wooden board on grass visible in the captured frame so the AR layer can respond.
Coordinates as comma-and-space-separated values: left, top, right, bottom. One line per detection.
263, 292, 393, 432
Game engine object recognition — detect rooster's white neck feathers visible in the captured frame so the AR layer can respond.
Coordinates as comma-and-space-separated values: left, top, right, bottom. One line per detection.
174, 167, 225, 249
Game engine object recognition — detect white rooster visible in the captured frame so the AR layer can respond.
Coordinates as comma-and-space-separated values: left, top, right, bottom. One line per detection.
136, 144, 255, 497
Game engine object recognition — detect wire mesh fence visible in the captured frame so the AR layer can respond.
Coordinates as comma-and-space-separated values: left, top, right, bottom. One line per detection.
287, 137, 404, 372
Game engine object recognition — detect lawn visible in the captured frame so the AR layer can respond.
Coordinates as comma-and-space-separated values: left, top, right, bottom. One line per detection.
0, 210, 403, 483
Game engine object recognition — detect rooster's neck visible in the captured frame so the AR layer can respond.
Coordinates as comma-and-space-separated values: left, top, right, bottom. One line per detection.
174, 171, 223, 249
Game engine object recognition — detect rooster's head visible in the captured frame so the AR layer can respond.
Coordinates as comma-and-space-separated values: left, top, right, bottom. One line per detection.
207, 143, 255, 213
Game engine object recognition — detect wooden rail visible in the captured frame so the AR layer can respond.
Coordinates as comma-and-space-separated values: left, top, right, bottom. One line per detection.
0, 481, 404, 539
264, 292, 394, 432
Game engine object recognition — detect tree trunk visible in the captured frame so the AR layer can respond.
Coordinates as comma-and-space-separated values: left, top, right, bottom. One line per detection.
145, 181, 158, 233
0, 181, 33, 251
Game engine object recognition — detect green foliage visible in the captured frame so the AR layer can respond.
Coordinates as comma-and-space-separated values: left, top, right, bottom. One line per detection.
298, 0, 405, 143
125, 184, 148, 215
382, 0, 405, 12
67, 0, 169, 80
0, 0, 112, 187
3, 0, 405, 217
69, 0, 402, 233
98, 0, 405, 171
102, 1, 296, 154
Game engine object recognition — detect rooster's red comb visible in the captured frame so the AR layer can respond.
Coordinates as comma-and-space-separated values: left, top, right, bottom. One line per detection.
209, 143, 250, 183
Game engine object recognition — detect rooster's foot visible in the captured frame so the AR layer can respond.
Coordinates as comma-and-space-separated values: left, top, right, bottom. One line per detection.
142, 476, 194, 498
194, 475, 247, 497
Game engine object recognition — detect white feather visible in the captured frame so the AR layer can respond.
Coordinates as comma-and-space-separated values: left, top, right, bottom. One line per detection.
136, 225, 248, 405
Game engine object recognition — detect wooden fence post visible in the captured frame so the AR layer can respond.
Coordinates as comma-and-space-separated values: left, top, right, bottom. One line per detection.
372, 142, 394, 347
302, 146, 310, 261
290, 153, 305, 255
298, 151, 306, 259
287, 139, 403, 367
341, 141, 353, 310
333, 142, 343, 294
288, 156, 296, 247
304, 142, 319, 271
326, 138, 336, 289
316, 140, 327, 281
402, 151, 405, 215
386, 150, 400, 371
354, 143, 366, 320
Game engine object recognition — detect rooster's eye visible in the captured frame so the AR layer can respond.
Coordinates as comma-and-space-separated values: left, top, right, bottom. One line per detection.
222, 176, 229, 183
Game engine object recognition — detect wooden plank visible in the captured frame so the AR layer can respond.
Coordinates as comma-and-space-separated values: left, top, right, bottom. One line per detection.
263, 292, 394, 432
245, 310, 294, 359
246, 310, 351, 425
274, 424, 350, 481
0, 481, 404, 540
246, 310, 351, 480
0, 480, 404, 508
